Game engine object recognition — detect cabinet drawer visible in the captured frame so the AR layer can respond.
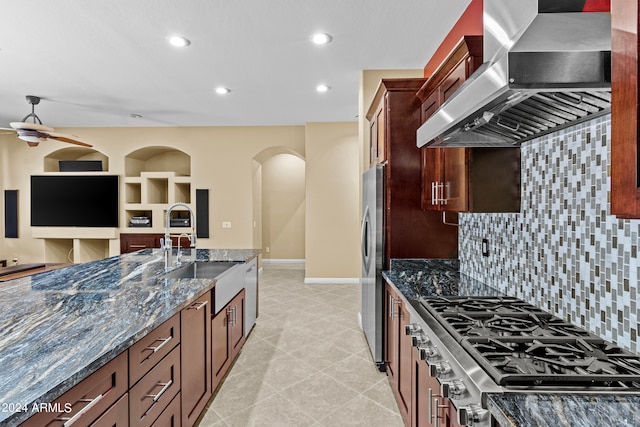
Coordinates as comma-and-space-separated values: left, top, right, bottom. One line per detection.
90, 393, 129, 427
21, 350, 128, 427
129, 314, 181, 386
151, 392, 182, 427
129, 345, 181, 427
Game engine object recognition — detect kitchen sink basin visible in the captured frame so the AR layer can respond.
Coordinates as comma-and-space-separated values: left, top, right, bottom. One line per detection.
162, 261, 240, 279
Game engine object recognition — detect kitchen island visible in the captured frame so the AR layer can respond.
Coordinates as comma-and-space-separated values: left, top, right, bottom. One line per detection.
0, 248, 259, 427
383, 259, 640, 427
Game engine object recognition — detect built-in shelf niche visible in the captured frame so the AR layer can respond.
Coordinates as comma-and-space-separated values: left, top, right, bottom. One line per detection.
44, 147, 109, 172
123, 147, 192, 233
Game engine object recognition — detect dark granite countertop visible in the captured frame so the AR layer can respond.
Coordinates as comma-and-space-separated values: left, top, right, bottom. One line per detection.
0, 249, 259, 427
383, 258, 640, 427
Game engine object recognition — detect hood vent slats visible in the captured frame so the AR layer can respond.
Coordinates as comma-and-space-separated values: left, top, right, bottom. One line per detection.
417, 2, 611, 148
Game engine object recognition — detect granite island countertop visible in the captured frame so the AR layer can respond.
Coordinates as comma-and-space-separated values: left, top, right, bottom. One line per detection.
0, 248, 259, 427
384, 258, 640, 427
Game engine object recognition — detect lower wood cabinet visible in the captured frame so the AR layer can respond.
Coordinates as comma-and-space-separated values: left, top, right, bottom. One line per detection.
20, 350, 129, 427
385, 281, 411, 425
212, 289, 246, 392
129, 345, 181, 427
181, 292, 212, 427
151, 392, 181, 427
90, 393, 129, 427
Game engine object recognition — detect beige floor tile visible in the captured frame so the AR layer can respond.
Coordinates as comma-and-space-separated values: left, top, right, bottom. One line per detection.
199, 264, 401, 426
318, 394, 405, 427
278, 372, 360, 422
322, 354, 388, 393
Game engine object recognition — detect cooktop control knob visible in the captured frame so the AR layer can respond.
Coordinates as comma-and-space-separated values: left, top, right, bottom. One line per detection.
419, 344, 440, 361
458, 404, 486, 426
405, 323, 423, 336
428, 360, 451, 378
440, 379, 466, 399
412, 332, 431, 347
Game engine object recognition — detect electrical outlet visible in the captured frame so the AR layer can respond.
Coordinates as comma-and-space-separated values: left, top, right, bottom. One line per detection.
265, 246, 270, 253
222, 221, 232, 229
482, 238, 489, 257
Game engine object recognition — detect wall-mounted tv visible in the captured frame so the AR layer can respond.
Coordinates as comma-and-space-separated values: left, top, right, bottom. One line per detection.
31, 175, 119, 227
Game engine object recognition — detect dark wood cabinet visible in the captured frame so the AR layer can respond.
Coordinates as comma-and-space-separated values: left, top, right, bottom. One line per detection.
385, 280, 411, 425
181, 292, 212, 427
212, 289, 246, 392
129, 314, 180, 386
418, 36, 520, 214
21, 351, 128, 427
129, 345, 181, 427
367, 79, 458, 265
120, 233, 191, 254
611, 0, 640, 218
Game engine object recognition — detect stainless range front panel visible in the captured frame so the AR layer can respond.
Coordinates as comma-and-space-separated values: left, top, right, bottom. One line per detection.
361, 164, 385, 369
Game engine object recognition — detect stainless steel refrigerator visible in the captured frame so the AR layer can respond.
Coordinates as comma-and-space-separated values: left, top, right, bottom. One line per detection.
361, 164, 385, 371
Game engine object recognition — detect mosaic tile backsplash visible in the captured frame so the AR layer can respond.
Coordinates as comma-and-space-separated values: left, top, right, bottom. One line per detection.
459, 115, 640, 353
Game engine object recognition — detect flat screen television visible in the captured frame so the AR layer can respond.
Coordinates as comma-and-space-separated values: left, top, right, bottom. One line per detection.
31, 175, 119, 227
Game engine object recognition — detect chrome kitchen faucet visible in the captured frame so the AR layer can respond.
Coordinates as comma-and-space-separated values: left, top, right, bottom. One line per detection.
162, 202, 197, 271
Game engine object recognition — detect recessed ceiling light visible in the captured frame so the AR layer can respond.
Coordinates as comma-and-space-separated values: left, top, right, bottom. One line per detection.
129, 113, 143, 119
215, 87, 231, 95
167, 35, 191, 47
311, 33, 332, 45
316, 84, 331, 93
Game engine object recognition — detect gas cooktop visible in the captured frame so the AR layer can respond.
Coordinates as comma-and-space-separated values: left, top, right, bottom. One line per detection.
419, 296, 640, 389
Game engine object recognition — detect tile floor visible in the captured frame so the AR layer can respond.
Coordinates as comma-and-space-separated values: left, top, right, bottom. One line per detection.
198, 262, 404, 426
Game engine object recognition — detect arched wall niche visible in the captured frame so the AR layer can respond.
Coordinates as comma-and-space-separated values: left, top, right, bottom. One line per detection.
43, 147, 109, 172
125, 146, 191, 177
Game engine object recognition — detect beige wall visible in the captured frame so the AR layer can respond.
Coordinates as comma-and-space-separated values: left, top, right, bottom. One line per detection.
0, 122, 363, 280
304, 122, 360, 282
261, 153, 305, 260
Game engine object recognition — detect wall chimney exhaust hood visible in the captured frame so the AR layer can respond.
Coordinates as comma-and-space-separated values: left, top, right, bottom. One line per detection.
417, 0, 611, 148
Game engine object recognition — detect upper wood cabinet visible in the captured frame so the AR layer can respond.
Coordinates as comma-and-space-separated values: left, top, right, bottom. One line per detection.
611, 0, 640, 218
366, 79, 459, 264
417, 36, 521, 214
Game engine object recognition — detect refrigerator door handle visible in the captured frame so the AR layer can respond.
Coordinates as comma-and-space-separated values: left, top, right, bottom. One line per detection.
361, 206, 372, 271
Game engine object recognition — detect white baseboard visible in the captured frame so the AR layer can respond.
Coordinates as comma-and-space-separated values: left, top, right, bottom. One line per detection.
262, 259, 305, 264
303, 277, 359, 284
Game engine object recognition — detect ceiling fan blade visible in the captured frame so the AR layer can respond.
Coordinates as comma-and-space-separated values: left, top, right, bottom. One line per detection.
0, 127, 18, 133
10, 122, 54, 132
47, 133, 93, 147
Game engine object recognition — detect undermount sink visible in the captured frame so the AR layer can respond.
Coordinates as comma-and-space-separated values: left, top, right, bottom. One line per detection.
162, 261, 240, 279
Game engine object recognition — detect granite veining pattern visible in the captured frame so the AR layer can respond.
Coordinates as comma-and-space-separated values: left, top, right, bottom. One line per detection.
0, 248, 259, 427
487, 393, 640, 427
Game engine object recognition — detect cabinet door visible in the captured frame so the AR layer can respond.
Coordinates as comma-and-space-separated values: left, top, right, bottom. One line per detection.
442, 149, 468, 212
420, 90, 444, 211
212, 305, 231, 392
181, 293, 212, 427
385, 283, 399, 385
229, 289, 246, 357
397, 301, 412, 424
130, 314, 180, 386
370, 115, 379, 166
440, 61, 465, 103
151, 393, 182, 427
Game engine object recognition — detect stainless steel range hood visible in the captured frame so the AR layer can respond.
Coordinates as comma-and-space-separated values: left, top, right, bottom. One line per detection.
417, 0, 611, 148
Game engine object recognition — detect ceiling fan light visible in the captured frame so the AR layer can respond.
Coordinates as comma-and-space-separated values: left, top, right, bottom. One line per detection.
18, 135, 46, 144
316, 84, 331, 93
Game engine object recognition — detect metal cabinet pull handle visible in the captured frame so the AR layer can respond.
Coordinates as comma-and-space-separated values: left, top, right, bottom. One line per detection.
433, 398, 440, 427
60, 394, 104, 426
129, 244, 147, 249
144, 336, 172, 354
188, 300, 208, 310
145, 380, 173, 402
431, 182, 436, 205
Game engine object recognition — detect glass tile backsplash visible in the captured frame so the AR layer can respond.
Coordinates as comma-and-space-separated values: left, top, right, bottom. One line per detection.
459, 115, 640, 352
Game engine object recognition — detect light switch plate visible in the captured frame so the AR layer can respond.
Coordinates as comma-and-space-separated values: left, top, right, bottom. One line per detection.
222, 221, 232, 229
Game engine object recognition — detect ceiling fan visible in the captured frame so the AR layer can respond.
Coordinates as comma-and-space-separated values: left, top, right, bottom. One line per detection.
0, 95, 92, 147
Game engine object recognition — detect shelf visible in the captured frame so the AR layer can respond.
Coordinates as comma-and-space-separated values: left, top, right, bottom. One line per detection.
125, 147, 191, 177
125, 182, 142, 204
147, 177, 169, 204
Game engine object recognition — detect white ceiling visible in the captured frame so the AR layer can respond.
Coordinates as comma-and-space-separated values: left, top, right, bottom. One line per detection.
0, 0, 470, 128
